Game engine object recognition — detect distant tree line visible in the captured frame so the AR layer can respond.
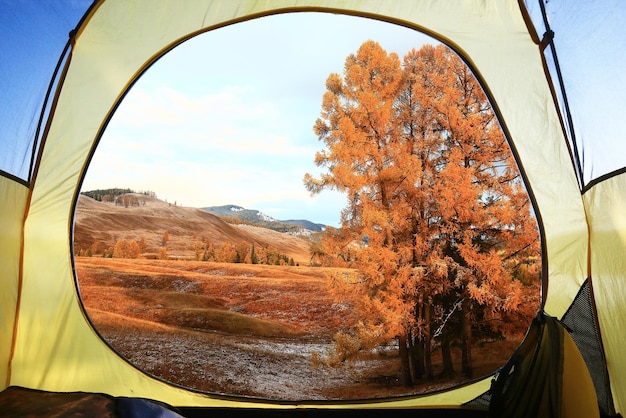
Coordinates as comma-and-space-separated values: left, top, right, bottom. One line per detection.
74, 232, 296, 266
82, 188, 157, 203
195, 239, 295, 266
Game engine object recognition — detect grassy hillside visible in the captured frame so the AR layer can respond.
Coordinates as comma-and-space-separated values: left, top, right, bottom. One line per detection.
74, 194, 311, 265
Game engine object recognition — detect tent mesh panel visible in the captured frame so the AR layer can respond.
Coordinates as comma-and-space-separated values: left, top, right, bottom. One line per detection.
561, 279, 612, 416
466, 279, 613, 415
464, 390, 491, 409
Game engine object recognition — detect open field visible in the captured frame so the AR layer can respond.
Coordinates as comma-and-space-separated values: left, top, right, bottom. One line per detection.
76, 257, 521, 400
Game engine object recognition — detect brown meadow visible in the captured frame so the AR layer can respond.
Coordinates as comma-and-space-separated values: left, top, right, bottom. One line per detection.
76, 257, 520, 400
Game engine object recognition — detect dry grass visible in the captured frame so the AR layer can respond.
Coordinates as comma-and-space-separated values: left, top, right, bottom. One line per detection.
77, 258, 354, 337
77, 257, 522, 401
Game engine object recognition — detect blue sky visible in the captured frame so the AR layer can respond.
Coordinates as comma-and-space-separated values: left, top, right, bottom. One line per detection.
81, 12, 433, 226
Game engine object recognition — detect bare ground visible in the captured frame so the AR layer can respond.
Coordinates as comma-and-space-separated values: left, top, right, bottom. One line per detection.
95, 320, 398, 400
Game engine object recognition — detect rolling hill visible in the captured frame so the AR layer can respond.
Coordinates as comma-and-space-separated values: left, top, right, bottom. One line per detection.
74, 193, 312, 264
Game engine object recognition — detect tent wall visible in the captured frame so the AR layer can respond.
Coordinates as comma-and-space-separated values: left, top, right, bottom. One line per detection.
6, 0, 605, 411
585, 173, 626, 412
0, 178, 28, 391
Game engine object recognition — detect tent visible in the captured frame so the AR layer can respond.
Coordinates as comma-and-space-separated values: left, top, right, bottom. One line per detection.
1, 0, 624, 416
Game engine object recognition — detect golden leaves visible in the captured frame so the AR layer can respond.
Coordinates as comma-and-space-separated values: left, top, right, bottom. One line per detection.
305, 40, 540, 361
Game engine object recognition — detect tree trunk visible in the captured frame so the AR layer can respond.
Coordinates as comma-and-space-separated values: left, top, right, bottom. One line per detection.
461, 299, 473, 378
409, 329, 424, 380
424, 303, 434, 380
398, 333, 413, 387
441, 332, 455, 378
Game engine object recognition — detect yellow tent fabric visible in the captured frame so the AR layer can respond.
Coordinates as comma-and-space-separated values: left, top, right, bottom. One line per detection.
0, 0, 622, 414
0, 178, 28, 387
489, 313, 599, 417
584, 174, 626, 414
562, 321, 600, 418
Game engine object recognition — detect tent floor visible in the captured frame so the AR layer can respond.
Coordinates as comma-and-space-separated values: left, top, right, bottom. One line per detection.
0, 386, 489, 417
179, 407, 489, 417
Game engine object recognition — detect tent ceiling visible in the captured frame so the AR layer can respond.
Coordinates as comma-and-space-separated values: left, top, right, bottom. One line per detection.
2, 1, 624, 191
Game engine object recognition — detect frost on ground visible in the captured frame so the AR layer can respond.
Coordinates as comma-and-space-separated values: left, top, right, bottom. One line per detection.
101, 326, 400, 401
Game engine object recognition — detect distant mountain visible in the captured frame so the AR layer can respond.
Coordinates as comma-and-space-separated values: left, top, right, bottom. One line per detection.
202, 205, 277, 223
281, 219, 326, 232
202, 205, 326, 233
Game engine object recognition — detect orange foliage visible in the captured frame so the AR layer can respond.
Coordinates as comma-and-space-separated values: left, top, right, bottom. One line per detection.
305, 42, 540, 383
112, 239, 141, 259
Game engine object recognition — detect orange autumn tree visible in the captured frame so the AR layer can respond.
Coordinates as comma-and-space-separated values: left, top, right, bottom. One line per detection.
304, 41, 540, 386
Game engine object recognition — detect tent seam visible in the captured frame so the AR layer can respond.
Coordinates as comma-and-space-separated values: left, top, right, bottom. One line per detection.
6, 184, 30, 388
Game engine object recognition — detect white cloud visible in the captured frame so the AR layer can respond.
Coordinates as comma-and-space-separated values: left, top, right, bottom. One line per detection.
104, 83, 315, 156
